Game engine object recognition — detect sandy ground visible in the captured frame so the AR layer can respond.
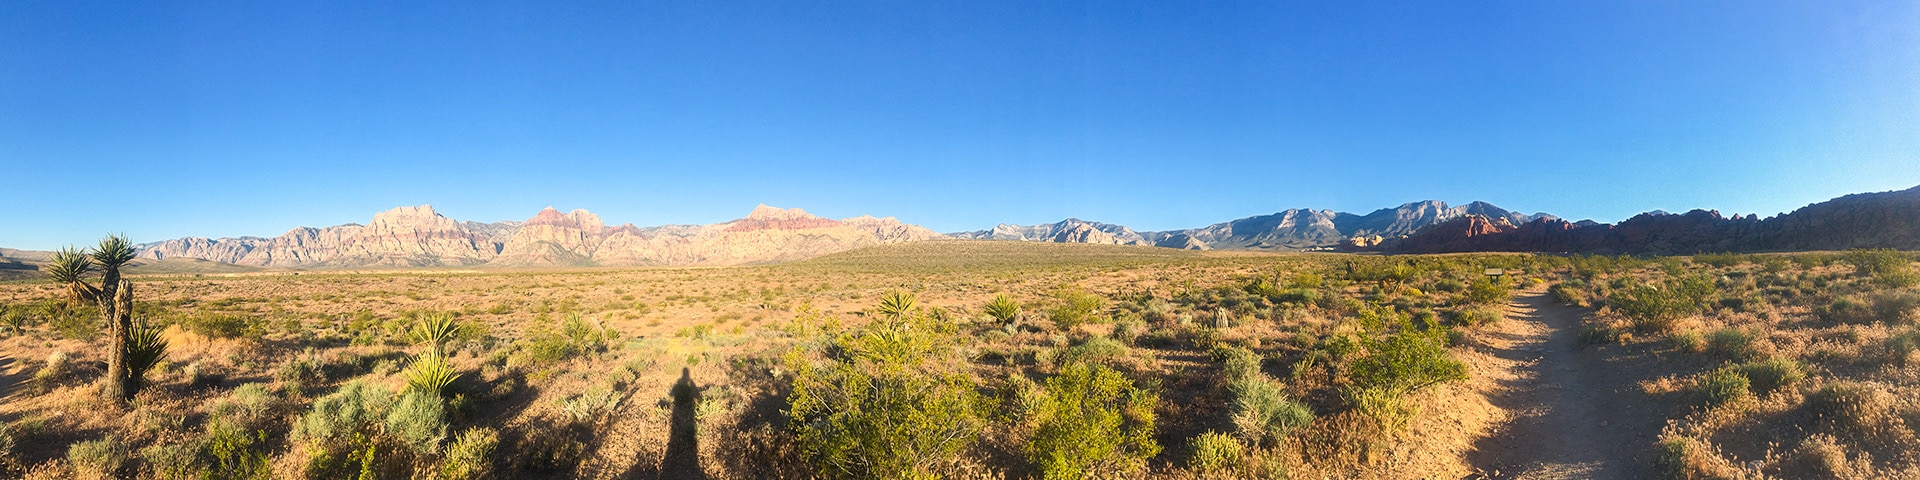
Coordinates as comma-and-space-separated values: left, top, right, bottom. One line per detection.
1465, 292, 1671, 479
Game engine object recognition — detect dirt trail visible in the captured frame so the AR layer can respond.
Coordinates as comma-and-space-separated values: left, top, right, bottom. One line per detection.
1465, 292, 1667, 479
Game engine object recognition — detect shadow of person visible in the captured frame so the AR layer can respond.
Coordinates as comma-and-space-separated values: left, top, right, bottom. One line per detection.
658, 367, 708, 480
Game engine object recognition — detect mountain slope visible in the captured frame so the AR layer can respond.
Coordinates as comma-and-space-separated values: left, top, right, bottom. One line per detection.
137, 204, 946, 268
1386, 186, 1920, 254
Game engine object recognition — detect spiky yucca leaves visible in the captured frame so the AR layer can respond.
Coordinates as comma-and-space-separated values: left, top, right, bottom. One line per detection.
878, 290, 918, 319
90, 235, 137, 270
409, 312, 461, 356
404, 353, 459, 398
984, 294, 1021, 324
45, 247, 98, 305
125, 317, 169, 392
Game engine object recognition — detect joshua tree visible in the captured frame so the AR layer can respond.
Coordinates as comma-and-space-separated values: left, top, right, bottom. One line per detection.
47, 235, 148, 401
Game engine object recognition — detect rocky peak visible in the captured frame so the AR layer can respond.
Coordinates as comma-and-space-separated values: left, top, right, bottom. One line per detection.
730, 204, 840, 232
747, 204, 816, 221
527, 207, 606, 231
365, 205, 459, 233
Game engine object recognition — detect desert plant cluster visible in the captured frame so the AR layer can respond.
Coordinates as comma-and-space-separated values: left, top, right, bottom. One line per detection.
1553, 249, 1920, 478
2, 240, 1911, 479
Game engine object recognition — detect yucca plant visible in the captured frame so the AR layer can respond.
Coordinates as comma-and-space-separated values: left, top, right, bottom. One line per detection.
44, 247, 97, 306
125, 317, 169, 393
404, 353, 459, 398
876, 290, 918, 321
984, 294, 1021, 325
409, 312, 461, 356
47, 235, 145, 401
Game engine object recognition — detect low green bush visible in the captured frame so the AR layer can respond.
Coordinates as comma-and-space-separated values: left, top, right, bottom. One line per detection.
438, 428, 499, 479
1697, 368, 1750, 407
1049, 289, 1106, 330
1736, 357, 1805, 396
67, 438, 130, 476
1187, 431, 1243, 474
1026, 363, 1159, 480
1228, 375, 1312, 447
1059, 337, 1129, 367
1706, 328, 1760, 361
1210, 345, 1262, 383
1872, 291, 1920, 324
787, 294, 991, 479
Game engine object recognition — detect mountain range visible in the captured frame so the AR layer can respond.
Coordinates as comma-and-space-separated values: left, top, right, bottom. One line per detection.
4, 185, 1913, 271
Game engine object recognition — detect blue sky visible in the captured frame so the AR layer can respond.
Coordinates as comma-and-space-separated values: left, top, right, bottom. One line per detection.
3, 1, 1918, 250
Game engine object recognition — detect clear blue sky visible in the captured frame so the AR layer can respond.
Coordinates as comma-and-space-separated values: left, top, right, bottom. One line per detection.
4, 1, 1918, 250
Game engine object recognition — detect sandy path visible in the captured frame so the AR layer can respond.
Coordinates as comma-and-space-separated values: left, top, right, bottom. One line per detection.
1465, 292, 1666, 479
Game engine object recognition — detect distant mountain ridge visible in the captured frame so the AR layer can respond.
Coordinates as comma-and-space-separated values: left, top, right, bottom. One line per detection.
952, 200, 1554, 251
1384, 185, 1920, 254
138, 204, 941, 268
30, 184, 1920, 271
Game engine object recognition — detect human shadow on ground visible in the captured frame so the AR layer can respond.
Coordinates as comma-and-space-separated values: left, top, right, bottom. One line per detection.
657, 367, 707, 480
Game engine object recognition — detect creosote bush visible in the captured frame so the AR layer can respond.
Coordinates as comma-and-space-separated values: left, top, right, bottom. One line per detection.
1697, 368, 1751, 407
1187, 431, 1243, 474
786, 294, 991, 479
1026, 362, 1160, 480
1737, 357, 1804, 396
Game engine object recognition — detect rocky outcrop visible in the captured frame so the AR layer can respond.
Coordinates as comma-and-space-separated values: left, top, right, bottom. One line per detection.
138, 204, 950, 268
955, 200, 1550, 251
138, 205, 503, 267
950, 219, 1153, 246
1385, 185, 1920, 254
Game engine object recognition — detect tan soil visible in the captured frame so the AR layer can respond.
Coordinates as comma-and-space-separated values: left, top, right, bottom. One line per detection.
1466, 291, 1675, 479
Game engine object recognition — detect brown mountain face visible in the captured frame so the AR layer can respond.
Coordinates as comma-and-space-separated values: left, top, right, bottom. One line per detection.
138, 204, 947, 268
1385, 185, 1920, 254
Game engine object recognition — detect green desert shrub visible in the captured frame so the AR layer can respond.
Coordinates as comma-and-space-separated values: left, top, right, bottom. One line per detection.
1453, 306, 1504, 327
1668, 330, 1706, 353
296, 380, 402, 478
1842, 248, 1913, 278
1464, 276, 1511, 305
1187, 431, 1244, 474
1228, 375, 1313, 447
786, 295, 990, 479
1049, 289, 1106, 330
1026, 363, 1160, 480
1706, 328, 1761, 361
1348, 329, 1467, 397
1871, 291, 1920, 324
1817, 296, 1876, 325
1697, 368, 1751, 407
385, 390, 449, 456
211, 383, 281, 431
1888, 329, 1920, 363
1058, 336, 1129, 367
437, 428, 499, 479
1610, 278, 1716, 333
1210, 345, 1262, 383
1737, 357, 1805, 396
141, 442, 203, 480
180, 312, 257, 340
203, 420, 271, 480
67, 438, 130, 476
